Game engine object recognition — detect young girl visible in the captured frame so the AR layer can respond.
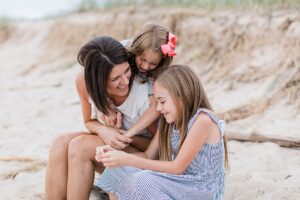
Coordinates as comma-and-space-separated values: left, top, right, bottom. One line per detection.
98, 21, 177, 138
127, 22, 175, 82
96, 65, 229, 200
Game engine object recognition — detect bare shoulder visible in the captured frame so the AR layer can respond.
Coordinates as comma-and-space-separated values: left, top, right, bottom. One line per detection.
194, 112, 215, 127
75, 70, 84, 87
75, 70, 88, 98
192, 112, 221, 144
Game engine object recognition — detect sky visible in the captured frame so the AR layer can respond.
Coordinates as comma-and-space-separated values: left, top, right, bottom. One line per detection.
0, 0, 82, 20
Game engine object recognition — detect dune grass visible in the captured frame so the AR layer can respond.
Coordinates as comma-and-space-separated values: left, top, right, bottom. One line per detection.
0, 16, 13, 26
77, 0, 300, 11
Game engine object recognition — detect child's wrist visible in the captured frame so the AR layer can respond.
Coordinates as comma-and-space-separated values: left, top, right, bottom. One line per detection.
126, 129, 136, 137
129, 125, 141, 135
126, 153, 135, 166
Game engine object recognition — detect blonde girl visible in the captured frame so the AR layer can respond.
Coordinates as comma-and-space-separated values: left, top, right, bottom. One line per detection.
96, 65, 228, 200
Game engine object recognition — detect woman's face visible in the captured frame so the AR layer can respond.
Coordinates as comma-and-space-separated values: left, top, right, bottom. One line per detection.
107, 62, 132, 101
135, 48, 162, 73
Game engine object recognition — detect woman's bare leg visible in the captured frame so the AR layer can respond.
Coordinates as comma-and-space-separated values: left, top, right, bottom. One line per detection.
45, 132, 89, 200
67, 134, 105, 200
43, 132, 151, 200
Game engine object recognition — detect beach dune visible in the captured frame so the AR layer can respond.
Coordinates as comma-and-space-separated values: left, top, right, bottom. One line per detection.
0, 8, 299, 200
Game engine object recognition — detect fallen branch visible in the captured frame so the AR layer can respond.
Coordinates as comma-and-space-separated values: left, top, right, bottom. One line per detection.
0, 161, 46, 180
0, 156, 37, 162
226, 131, 300, 148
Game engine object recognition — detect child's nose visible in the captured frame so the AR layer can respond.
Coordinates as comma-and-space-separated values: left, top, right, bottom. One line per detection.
156, 103, 162, 112
141, 62, 150, 70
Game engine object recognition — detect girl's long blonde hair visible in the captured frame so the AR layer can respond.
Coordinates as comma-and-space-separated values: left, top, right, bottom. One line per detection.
155, 65, 228, 168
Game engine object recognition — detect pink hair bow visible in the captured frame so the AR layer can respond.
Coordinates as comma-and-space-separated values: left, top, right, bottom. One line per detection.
161, 32, 177, 57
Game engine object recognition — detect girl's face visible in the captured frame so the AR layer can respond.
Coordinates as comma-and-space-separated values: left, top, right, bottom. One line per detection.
154, 81, 178, 124
107, 62, 132, 101
135, 48, 162, 73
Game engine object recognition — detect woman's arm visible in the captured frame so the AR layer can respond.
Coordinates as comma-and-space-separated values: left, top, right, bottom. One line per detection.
125, 96, 160, 137
101, 114, 213, 174
75, 71, 131, 149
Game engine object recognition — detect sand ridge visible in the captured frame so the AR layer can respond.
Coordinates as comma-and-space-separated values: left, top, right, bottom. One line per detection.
0, 8, 299, 200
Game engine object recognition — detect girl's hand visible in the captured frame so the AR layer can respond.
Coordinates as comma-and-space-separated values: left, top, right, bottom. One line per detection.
95, 145, 115, 162
100, 126, 132, 150
100, 150, 130, 168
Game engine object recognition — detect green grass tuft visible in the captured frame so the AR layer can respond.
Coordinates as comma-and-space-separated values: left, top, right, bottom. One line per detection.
76, 0, 300, 10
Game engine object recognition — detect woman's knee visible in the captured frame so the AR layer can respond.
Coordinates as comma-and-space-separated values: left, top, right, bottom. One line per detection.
68, 135, 105, 161
49, 134, 70, 157
48, 132, 86, 159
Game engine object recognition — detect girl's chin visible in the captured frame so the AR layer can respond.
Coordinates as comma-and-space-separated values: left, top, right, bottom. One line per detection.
139, 70, 147, 73
164, 117, 175, 124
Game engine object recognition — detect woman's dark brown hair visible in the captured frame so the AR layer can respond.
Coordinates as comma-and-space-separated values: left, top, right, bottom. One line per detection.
77, 36, 129, 115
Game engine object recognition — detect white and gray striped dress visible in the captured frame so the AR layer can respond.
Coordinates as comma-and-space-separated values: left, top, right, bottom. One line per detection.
96, 108, 226, 200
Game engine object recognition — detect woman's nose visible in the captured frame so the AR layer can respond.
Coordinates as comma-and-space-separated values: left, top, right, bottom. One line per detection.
121, 74, 129, 85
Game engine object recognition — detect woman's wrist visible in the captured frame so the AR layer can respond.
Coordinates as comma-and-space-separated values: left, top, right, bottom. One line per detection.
97, 124, 108, 138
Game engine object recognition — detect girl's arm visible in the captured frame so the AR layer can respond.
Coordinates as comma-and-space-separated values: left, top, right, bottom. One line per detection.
125, 96, 160, 137
75, 71, 132, 149
101, 113, 213, 174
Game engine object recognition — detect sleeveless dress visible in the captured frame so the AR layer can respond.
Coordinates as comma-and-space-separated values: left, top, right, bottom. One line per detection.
96, 108, 226, 200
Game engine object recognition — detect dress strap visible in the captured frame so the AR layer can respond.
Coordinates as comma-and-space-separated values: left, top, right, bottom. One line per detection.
147, 79, 154, 96
187, 108, 225, 137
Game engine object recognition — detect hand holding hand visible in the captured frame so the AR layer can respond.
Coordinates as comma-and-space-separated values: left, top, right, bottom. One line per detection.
119, 129, 136, 138
100, 126, 132, 150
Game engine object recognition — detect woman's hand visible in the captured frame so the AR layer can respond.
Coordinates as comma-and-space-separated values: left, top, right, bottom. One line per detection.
98, 111, 123, 128
100, 150, 131, 168
100, 126, 132, 150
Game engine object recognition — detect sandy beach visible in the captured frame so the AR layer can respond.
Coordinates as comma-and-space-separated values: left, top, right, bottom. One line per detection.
0, 7, 299, 200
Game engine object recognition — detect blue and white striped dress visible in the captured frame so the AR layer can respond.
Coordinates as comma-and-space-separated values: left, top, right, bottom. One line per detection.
96, 108, 226, 200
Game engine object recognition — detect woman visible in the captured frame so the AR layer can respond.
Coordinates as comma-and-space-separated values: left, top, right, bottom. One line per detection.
45, 36, 158, 200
